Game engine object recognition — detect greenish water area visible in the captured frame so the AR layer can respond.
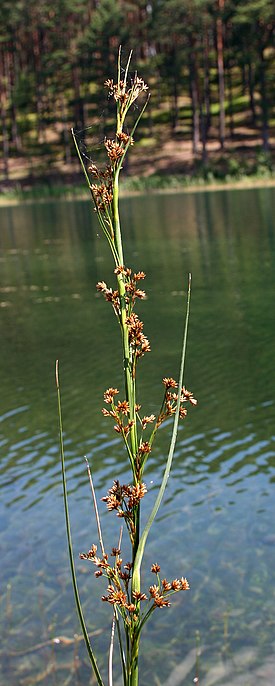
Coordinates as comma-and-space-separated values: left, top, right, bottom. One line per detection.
0, 187, 275, 685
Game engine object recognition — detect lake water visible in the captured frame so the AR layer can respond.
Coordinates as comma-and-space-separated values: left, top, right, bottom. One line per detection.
0, 187, 275, 686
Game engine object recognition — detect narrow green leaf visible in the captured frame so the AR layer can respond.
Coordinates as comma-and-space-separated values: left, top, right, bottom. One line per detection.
132, 275, 192, 591
116, 94, 151, 176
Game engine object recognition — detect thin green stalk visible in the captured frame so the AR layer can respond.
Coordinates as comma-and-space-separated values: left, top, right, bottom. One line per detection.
115, 611, 127, 686
108, 615, 115, 686
132, 274, 192, 593
55, 361, 105, 686
112, 172, 124, 265
129, 634, 140, 686
112, 172, 138, 463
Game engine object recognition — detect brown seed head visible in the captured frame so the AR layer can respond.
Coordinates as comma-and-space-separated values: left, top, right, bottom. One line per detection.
111, 547, 121, 556
151, 563, 161, 574
104, 388, 119, 404
179, 407, 188, 419
149, 584, 160, 598
135, 289, 146, 299
117, 400, 130, 415
107, 586, 127, 607
171, 579, 182, 591
141, 414, 156, 430
128, 482, 147, 508
139, 441, 151, 455
134, 271, 146, 281
153, 595, 170, 608
132, 591, 148, 602
163, 377, 178, 389
127, 603, 136, 612
180, 577, 190, 590
162, 579, 172, 591
105, 139, 124, 163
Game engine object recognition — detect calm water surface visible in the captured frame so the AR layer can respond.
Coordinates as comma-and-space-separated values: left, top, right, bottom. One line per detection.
0, 187, 275, 685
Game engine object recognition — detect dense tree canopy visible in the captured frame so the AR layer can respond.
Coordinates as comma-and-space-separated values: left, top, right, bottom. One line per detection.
0, 0, 274, 182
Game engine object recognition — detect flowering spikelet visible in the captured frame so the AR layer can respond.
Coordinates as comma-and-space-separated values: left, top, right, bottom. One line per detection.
104, 139, 124, 163
126, 313, 151, 357
141, 415, 156, 430
153, 595, 170, 608
132, 591, 148, 602
91, 182, 113, 210
151, 563, 161, 574
104, 388, 119, 404
104, 75, 148, 106
162, 377, 178, 389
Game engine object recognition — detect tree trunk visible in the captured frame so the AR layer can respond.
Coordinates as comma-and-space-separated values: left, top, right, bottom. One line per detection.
189, 45, 200, 157
0, 50, 9, 180
7, 46, 22, 152
216, 0, 225, 149
258, 43, 269, 151
172, 71, 179, 131
200, 102, 208, 163
247, 59, 256, 126
60, 95, 71, 165
227, 62, 234, 138
72, 65, 84, 131
203, 28, 211, 132
33, 28, 46, 144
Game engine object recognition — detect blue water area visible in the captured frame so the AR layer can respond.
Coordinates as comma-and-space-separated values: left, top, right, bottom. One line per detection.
0, 186, 275, 685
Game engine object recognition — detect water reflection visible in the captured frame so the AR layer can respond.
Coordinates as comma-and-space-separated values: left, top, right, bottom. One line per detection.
0, 187, 275, 685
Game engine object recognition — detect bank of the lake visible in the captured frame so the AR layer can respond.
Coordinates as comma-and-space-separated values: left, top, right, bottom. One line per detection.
0, 172, 275, 207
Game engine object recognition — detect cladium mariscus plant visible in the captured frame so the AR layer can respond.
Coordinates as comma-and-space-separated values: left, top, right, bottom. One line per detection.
56, 49, 197, 686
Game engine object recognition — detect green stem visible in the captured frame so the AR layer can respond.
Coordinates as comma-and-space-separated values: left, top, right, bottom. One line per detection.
112, 151, 141, 623
129, 635, 140, 686
115, 611, 127, 686
112, 169, 138, 465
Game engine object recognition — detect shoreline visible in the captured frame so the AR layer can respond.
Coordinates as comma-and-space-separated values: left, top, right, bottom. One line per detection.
0, 175, 274, 208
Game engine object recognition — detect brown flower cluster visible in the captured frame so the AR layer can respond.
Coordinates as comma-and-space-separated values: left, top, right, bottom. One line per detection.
141, 414, 155, 430
88, 164, 113, 212
96, 281, 120, 315
79, 542, 148, 622
102, 388, 134, 437
79, 544, 189, 622
115, 266, 147, 309
117, 131, 134, 146
103, 136, 133, 165
80, 544, 136, 614
104, 75, 148, 107
156, 378, 197, 427
96, 267, 147, 320
102, 480, 147, 538
126, 313, 151, 360
149, 562, 190, 608
104, 139, 124, 164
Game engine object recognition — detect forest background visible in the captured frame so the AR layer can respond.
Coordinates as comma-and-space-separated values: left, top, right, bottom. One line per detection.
0, 0, 274, 193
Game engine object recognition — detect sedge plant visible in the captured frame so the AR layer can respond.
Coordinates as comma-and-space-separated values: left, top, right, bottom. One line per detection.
56, 49, 197, 686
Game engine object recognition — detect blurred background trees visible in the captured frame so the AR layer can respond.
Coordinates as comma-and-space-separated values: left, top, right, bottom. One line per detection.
0, 0, 274, 183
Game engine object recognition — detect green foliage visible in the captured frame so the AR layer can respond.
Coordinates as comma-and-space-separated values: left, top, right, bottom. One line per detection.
0, 0, 274, 182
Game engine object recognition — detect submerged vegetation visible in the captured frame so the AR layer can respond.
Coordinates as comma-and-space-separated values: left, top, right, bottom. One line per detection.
56, 51, 197, 685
